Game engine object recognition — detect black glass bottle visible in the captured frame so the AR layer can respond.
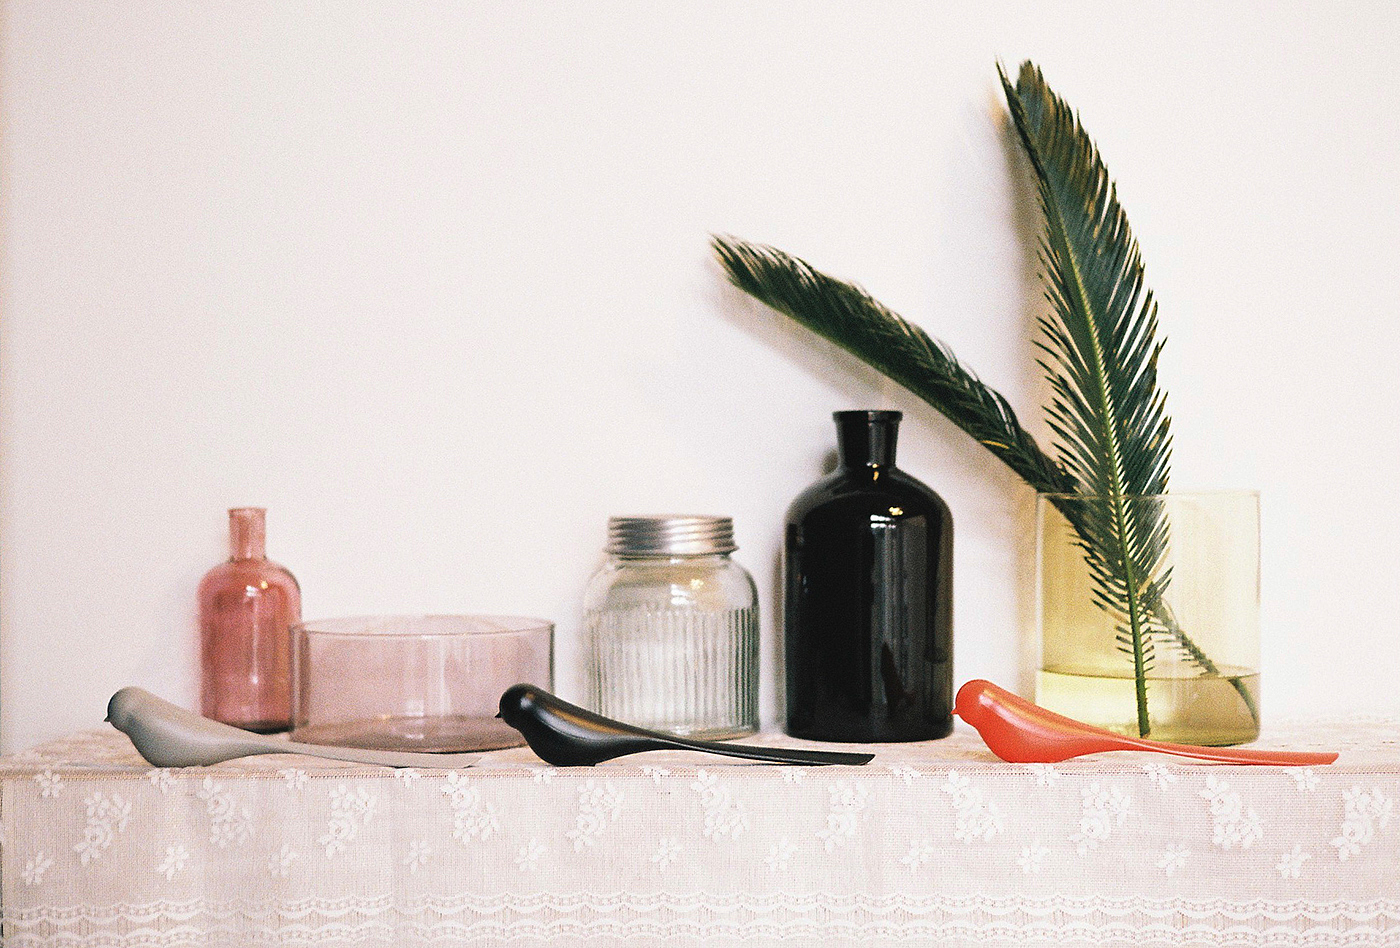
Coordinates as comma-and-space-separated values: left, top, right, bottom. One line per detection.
784, 411, 953, 742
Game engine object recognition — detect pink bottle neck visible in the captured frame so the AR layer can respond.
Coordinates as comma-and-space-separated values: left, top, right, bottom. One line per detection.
229, 508, 267, 560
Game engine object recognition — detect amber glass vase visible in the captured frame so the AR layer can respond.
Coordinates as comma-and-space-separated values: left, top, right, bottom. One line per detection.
198, 508, 301, 732
1036, 491, 1260, 745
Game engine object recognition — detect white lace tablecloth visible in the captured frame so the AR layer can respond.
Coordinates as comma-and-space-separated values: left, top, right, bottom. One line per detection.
2, 718, 1398, 947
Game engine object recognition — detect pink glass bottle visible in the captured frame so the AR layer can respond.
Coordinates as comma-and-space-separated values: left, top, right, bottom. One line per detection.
198, 508, 301, 732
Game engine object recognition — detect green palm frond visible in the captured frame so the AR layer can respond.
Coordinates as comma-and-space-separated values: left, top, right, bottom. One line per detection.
713, 61, 1255, 738
999, 62, 1170, 735
713, 236, 1075, 494
1001, 62, 1256, 734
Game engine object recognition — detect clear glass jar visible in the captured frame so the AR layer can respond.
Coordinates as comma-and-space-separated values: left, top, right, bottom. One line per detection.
585, 516, 759, 739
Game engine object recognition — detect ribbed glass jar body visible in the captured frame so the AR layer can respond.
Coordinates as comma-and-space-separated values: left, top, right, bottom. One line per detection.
585, 551, 759, 739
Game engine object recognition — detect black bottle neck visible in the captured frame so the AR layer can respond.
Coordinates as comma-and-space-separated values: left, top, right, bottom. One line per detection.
834, 411, 901, 469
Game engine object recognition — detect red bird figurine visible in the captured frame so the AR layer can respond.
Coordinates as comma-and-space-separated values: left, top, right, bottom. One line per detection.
954, 680, 1337, 766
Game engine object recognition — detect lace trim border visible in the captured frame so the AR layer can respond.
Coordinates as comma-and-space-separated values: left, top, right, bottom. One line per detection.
7, 893, 1400, 946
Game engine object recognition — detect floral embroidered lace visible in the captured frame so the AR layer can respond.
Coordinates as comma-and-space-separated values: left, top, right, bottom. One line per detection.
2, 719, 1397, 946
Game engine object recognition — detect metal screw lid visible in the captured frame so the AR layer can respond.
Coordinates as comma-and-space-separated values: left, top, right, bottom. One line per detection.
606, 515, 737, 556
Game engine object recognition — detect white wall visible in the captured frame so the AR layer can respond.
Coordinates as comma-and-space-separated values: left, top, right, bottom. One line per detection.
3, 2, 1397, 752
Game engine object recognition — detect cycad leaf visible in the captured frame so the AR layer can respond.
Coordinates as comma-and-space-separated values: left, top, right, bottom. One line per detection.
709, 62, 1254, 739
713, 236, 1074, 494
1001, 62, 1181, 734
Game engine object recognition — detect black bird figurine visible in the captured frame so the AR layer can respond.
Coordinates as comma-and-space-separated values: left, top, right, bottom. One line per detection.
499, 684, 873, 767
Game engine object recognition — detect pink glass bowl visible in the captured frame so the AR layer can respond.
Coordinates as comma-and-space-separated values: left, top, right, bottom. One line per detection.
291, 615, 554, 752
